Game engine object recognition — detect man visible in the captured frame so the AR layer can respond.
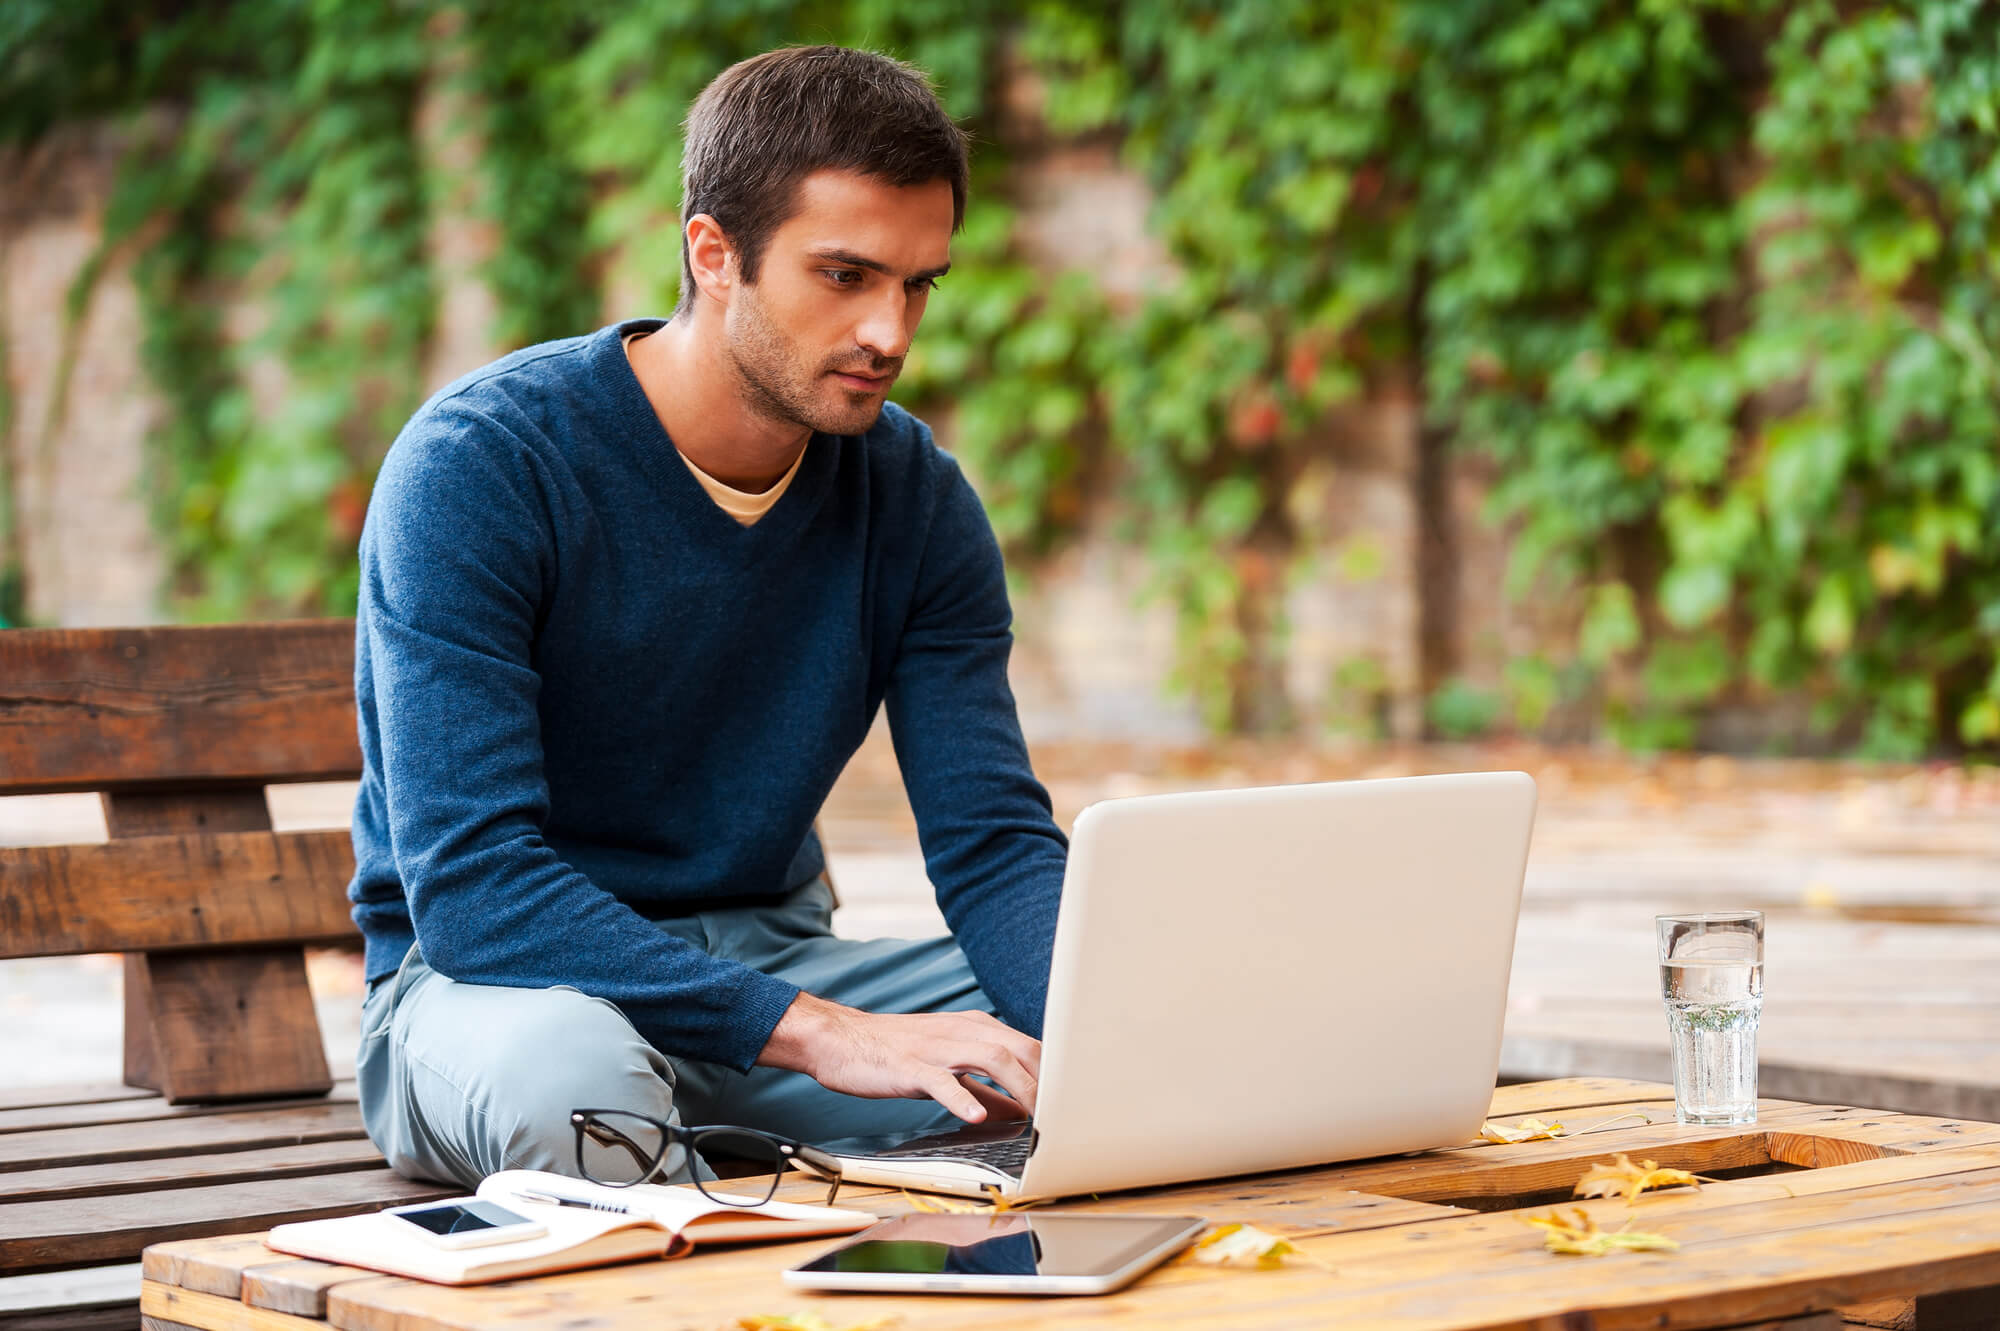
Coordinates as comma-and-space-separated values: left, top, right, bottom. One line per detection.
349, 45, 1066, 1188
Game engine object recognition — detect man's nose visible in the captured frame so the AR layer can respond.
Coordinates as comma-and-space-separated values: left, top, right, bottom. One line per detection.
854, 289, 913, 363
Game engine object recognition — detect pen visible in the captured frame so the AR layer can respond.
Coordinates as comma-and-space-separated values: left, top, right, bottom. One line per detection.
512, 1188, 635, 1214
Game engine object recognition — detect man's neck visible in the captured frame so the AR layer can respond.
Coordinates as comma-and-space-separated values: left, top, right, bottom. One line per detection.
625, 316, 808, 494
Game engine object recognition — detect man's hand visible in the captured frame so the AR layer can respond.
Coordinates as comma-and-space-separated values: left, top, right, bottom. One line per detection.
757, 992, 1040, 1124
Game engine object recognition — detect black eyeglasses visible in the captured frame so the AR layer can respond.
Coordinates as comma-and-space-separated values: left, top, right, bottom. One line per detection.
570, 1108, 845, 1206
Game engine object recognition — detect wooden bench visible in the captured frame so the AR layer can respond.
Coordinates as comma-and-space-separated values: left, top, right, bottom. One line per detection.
0, 621, 455, 1321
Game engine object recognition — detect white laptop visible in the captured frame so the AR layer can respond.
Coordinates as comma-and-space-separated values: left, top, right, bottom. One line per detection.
815, 771, 1537, 1200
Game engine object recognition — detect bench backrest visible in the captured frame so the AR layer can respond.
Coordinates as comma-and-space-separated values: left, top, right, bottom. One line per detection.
0, 620, 363, 1102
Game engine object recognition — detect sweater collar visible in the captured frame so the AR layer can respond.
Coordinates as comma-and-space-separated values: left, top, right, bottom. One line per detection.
588, 319, 840, 552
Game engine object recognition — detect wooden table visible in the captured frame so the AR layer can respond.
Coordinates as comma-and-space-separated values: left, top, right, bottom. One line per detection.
137, 1078, 2000, 1331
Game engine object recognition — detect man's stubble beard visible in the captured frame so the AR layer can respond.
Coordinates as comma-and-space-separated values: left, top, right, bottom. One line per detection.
726, 280, 894, 438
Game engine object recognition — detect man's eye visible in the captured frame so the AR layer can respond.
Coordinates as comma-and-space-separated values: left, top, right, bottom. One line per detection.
911, 276, 942, 292
826, 269, 862, 286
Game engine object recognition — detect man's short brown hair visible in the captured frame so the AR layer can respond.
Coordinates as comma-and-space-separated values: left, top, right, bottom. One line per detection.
675, 45, 970, 315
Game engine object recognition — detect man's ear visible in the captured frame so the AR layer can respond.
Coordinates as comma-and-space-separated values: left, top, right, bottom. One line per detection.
684, 213, 735, 306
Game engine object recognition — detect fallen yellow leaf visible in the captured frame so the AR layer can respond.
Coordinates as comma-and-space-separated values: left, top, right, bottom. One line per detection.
1476, 1110, 1651, 1145
1574, 1154, 1700, 1203
901, 1190, 987, 1214
1524, 1208, 1679, 1257
899, 1188, 1052, 1214
982, 1185, 1054, 1212
1478, 1116, 1566, 1143
1191, 1222, 1307, 1270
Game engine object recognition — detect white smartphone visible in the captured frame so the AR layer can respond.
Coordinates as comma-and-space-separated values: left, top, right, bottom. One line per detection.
383, 1198, 548, 1249
783, 1212, 1207, 1296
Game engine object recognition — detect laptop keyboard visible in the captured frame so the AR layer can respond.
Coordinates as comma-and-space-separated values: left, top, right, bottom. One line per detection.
904, 1134, 1035, 1175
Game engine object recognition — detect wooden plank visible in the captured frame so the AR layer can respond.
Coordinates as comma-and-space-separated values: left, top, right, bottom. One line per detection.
1758, 1105, 2000, 1157
1, 1171, 454, 1273
0, 1102, 368, 1172
0, 1084, 356, 1136
0, 622, 361, 796
142, 1236, 291, 1299
0, 1261, 140, 1331
141, 1281, 330, 1331
1838, 1297, 1917, 1328
243, 1261, 391, 1319
0, 1083, 155, 1114
1272, 1099, 1861, 1209
1486, 1076, 1674, 1119
0, 831, 360, 960
125, 947, 333, 1103
8, 1307, 145, 1331
0, 1140, 390, 1204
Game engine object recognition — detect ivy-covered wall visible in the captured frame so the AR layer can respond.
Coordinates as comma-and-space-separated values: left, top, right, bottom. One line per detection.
3, 1, 1996, 756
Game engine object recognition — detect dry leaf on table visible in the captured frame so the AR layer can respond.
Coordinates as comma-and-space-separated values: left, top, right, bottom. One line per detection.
1476, 1111, 1651, 1144
900, 1188, 1053, 1214
1478, 1116, 1567, 1143
1524, 1208, 1679, 1257
1574, 1153, 1700, 1203
901, 1190, 988, 1214
735, 1315, 897, 1331
981, 1185, 1053, 1212
1189, 1222, 1319, 1271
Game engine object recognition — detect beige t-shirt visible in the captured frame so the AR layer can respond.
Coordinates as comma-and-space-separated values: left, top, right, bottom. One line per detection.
624, 330, 803, 526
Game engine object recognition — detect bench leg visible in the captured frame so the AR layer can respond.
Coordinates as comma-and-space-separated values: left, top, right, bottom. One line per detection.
124, 947, 333, 1103
105, 787, 335, 1103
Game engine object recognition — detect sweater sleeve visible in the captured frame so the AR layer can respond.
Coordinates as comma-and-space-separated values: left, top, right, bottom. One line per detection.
359, 406, 799, 1071
882, 455, 1068, 1037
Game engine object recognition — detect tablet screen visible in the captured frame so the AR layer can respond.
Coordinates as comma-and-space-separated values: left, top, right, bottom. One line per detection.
794, 1213, 1198, 1278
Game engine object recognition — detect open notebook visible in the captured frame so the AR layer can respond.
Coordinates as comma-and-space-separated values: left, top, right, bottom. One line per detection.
265, 1169, 877, 1285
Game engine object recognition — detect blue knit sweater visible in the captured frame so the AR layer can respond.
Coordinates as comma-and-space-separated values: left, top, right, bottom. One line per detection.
349, 319, 1067, 1073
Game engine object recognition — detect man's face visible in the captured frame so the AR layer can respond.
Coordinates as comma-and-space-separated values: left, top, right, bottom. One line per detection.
722, 168, 954, 437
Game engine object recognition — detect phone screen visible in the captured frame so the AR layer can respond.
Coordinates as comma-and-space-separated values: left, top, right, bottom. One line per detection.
796, 1214, 1197, 1278
395, 1200, 535, 1237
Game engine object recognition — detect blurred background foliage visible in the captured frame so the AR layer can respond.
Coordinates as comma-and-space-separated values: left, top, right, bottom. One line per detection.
1, 0, 1996, 755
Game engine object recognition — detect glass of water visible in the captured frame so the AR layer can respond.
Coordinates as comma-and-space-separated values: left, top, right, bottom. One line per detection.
1656, 910, 1764, 1125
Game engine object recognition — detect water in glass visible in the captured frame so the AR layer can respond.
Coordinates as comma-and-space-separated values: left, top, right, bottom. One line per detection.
1659, 955, 1762, 1124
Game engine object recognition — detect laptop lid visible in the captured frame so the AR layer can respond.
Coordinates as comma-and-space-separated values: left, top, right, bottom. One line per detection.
1014, 771, 1536, 1200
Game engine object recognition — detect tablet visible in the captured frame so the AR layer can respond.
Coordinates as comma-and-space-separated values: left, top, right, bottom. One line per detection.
782, 1212, 1207, 1296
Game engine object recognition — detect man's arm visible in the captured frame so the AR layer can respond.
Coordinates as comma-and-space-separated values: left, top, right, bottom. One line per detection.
882, 449, 1069, 1033
753, 445, 1067, 1125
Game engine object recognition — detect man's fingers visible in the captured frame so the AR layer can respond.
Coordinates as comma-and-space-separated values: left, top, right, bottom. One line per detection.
962, 1075, 1029, 1121
949, 1011, 1043, 1077
943, 1042, 1037, 1116
923, 1069, 988, 1124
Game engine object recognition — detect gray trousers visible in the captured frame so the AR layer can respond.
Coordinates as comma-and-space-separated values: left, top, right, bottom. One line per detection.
356, 877, 981, 1188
